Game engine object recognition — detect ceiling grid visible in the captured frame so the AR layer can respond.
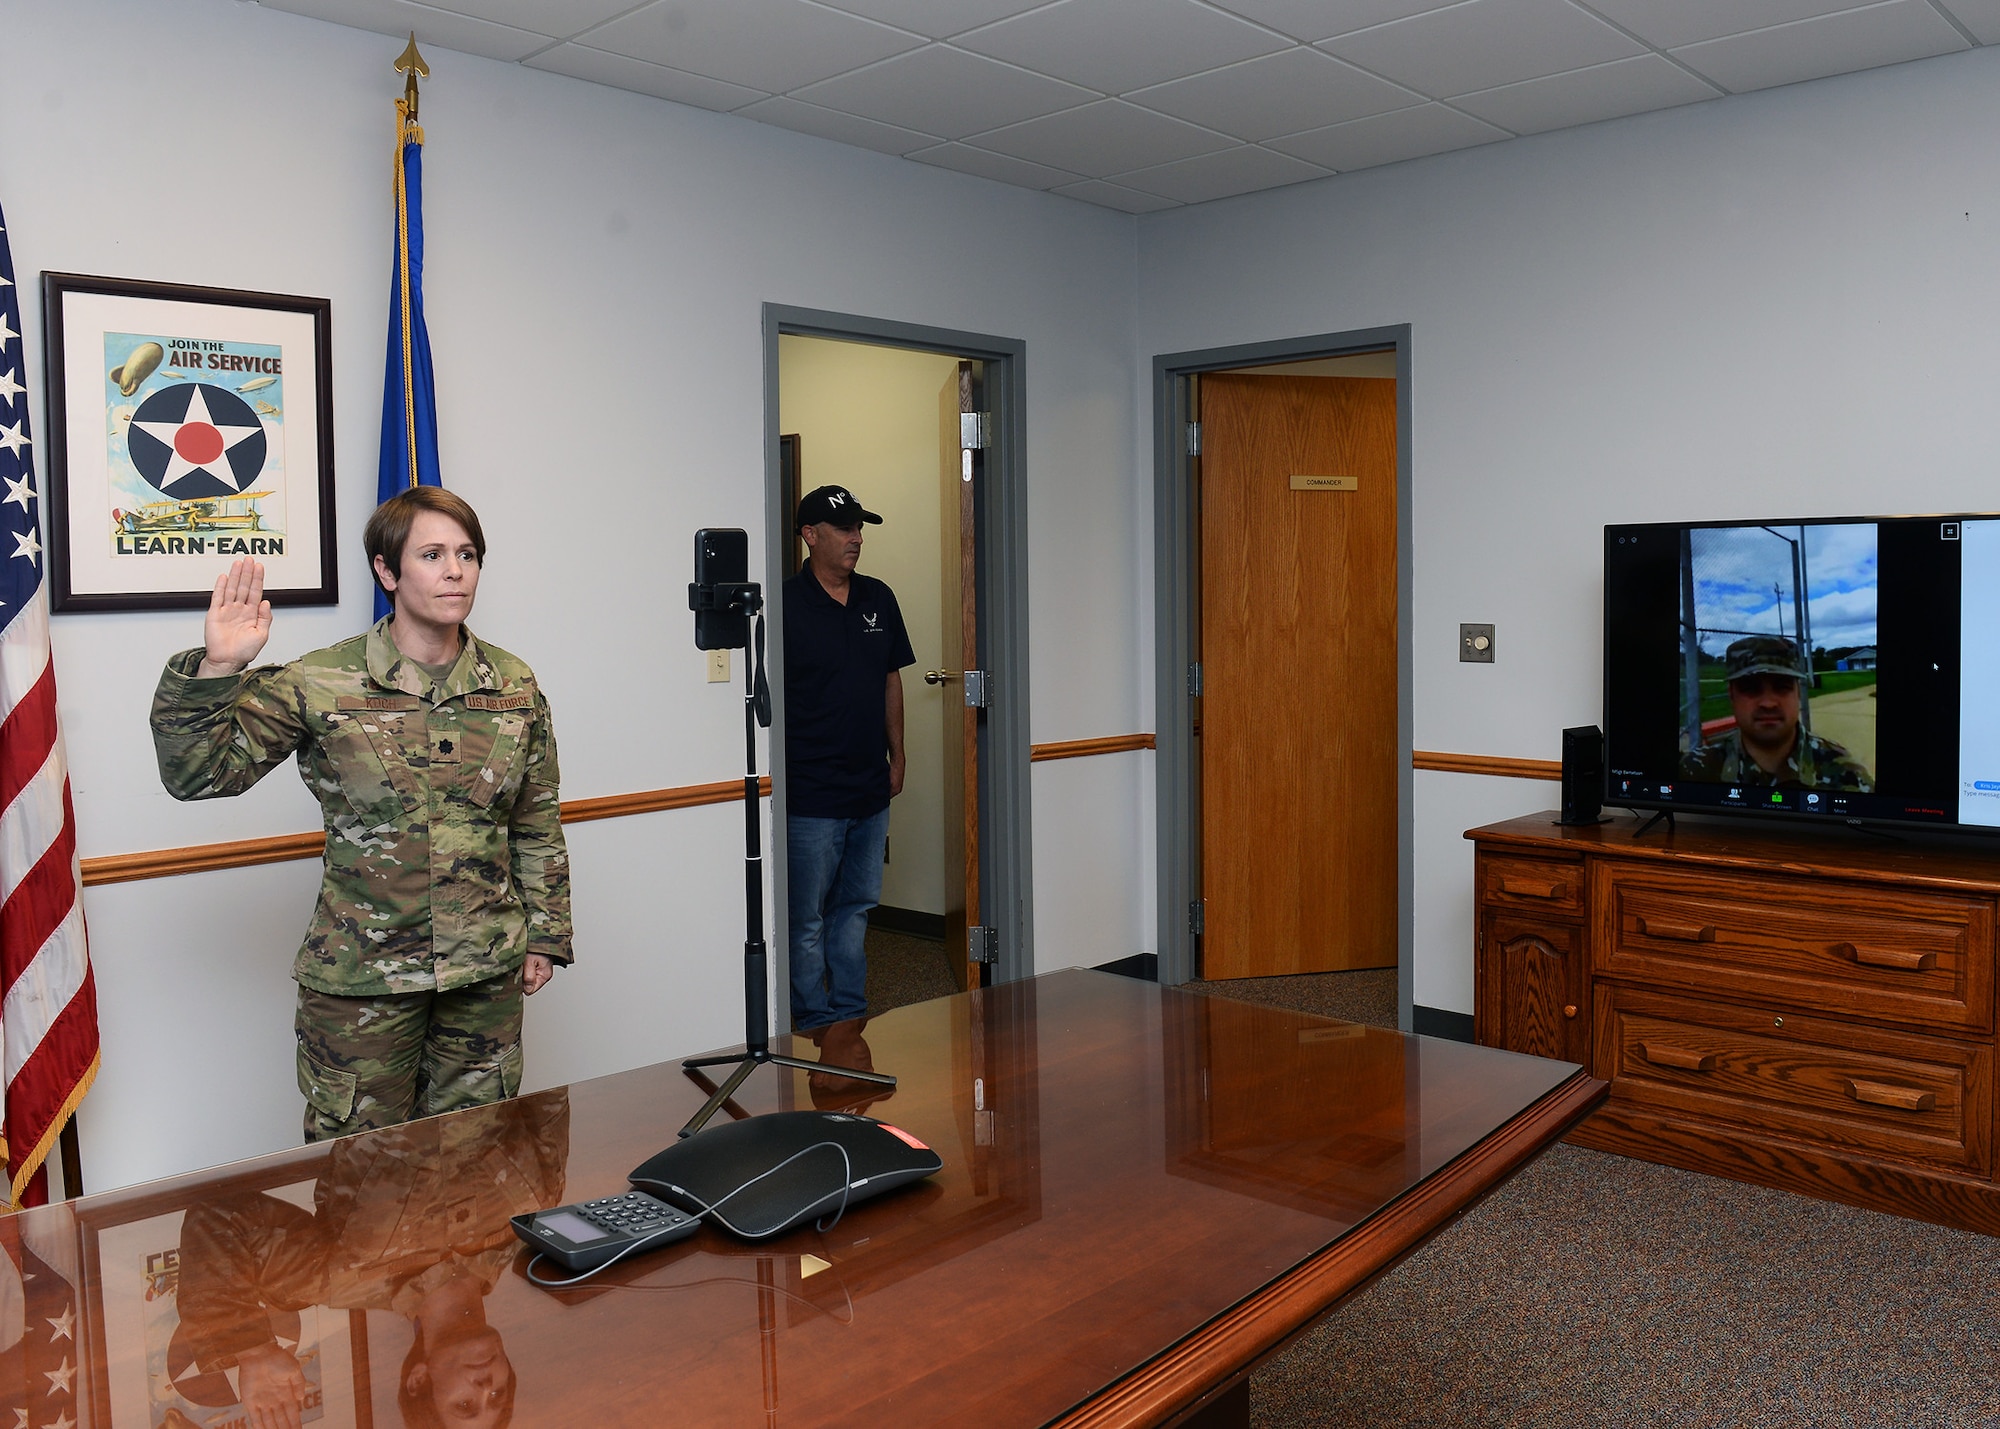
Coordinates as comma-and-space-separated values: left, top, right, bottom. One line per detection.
257, 0, 1990, 210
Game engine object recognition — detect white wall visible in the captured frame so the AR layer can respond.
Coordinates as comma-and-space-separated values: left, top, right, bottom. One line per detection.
7, 0, 1142, 1190
777, 335, 955, 916
1137, 44, 2000, 1016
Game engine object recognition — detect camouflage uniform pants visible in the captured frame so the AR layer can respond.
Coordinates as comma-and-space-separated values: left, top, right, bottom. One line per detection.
294, 969, 524, 1142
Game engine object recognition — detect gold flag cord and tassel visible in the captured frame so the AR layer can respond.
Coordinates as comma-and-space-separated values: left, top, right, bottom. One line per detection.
392, 34, 429, 491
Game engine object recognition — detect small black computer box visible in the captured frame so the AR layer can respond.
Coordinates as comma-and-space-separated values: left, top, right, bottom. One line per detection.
629, 1110, 942, 1241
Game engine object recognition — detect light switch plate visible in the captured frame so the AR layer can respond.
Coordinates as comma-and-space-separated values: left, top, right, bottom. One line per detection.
1460, 624, 1495, 663
707, 649, 731, 683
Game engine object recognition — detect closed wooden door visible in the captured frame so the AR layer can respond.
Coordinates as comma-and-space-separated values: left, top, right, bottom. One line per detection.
938, 362, 981, 990
1199, 373, 1398, 979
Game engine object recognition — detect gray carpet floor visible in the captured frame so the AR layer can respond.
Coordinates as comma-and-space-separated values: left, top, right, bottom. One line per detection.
1179, 968, 2000, 1428
863, 924, 960, 1017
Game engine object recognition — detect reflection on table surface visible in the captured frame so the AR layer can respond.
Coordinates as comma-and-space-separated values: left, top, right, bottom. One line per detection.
8, 969, 1584, 1428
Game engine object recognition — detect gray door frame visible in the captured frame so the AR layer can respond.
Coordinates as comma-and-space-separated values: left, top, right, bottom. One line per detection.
763, 304, 1035, 992
1152, 325, 1415, 1030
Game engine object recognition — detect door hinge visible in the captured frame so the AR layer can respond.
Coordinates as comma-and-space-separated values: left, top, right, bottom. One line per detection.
1187, 662, 1202, 698
1186, 420, 1201, 457
1189, 900, 1206, 936
961, 411, 991, 451
963, 669, 990, 708
969, 925, 999, 964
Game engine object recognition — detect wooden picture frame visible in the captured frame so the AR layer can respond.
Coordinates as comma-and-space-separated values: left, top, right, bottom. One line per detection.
42, 272, 337, 612
75, 1147, 372, 1428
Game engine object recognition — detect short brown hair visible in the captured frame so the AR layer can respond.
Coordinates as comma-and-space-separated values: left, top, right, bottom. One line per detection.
365, 487, 487, 593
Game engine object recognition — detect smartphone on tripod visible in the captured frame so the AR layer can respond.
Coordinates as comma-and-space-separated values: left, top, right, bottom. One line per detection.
692, 528, 751, 650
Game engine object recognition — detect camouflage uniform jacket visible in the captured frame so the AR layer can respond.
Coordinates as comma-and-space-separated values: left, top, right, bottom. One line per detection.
150, 618, 572, 995
176, 1092, 569, 1371
1679, 727, 1874, 791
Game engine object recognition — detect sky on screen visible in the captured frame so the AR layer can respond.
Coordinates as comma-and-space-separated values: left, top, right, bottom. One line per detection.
1689, 522, 1878, 656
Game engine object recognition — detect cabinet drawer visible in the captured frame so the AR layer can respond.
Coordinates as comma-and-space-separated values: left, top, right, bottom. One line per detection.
1594, 864, 1994, 1034
1596, 985, 1991, 1176
1478, 852, 1584, 917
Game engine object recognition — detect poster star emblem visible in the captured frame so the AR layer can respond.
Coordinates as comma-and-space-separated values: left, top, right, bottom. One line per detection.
127, 382, 267, 499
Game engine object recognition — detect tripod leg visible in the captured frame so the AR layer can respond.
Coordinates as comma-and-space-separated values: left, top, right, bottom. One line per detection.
766, 1053, 896, 1087
680, 1057, 760, 1138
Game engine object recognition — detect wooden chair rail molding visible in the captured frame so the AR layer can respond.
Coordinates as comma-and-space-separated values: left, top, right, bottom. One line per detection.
1413, 750, 1562, 781
80, 778, 773, 888
1030, 734, 1156, 762
84, 742, 1550, 888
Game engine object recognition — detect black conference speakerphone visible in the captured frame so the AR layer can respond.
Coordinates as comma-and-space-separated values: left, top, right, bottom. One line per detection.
510, 1191, 700, 1273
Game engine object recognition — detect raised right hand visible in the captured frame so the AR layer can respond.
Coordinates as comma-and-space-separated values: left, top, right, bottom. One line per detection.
197, 558, 272, 678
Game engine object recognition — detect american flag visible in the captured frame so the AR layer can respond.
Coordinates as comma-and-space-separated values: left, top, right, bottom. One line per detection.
0, 201, 98, 1208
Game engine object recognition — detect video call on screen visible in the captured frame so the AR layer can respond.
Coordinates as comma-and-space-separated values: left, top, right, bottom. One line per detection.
1603, 515, 2000, 830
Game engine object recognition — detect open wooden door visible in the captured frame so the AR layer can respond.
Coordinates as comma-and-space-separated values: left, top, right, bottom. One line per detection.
1199, 371, 1398, 979
936, 362, 982, 990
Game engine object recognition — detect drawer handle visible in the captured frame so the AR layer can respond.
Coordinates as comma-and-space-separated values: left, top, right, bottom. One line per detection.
1831, 942, 1937, 973
1846, 1079, 1936, 1113
1637, 1041, 1717, 1072
1637, 916, 1717, 943
1500, 876, 1568, 900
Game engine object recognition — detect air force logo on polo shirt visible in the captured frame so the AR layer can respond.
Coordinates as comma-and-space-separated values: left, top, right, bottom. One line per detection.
864, 612, 881, 632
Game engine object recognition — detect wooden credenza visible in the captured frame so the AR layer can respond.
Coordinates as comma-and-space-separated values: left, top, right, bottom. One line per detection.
1468, 812, 2000, 1234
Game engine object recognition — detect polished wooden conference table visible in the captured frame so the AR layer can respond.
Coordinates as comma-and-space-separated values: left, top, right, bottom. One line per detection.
8, 970, 1603, 1428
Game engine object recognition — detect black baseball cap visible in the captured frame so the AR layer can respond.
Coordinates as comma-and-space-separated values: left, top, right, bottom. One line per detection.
797, 485, 883, 529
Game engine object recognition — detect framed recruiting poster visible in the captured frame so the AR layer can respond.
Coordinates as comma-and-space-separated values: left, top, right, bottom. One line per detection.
42, 272, 337, 612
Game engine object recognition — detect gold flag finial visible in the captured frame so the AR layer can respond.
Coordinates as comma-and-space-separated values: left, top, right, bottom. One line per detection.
394, 33, 429, 120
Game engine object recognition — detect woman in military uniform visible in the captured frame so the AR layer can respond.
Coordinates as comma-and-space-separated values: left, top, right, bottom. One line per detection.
151, 487, 572, 1141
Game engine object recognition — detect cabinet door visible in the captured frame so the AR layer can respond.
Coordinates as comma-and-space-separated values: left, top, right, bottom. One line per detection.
1477, 912, 1588, 1065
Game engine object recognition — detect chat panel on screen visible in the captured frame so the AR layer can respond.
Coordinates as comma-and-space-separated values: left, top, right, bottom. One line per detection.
1959, 519, 2000, 827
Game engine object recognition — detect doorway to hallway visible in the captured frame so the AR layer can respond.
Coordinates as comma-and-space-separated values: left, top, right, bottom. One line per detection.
764, 307, 1033, 1035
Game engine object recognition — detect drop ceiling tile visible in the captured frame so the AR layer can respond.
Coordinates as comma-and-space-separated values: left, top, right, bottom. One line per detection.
1049, 178, 1186, 212
1110, 144, 1333, 202
1203, 0, 1467, 44
1320, 0, 1646, 98
967, 99, 1235, 174
1936, 0, 2000, 45
906, 142, 1086, 188
954, 0, 1290, 95
582, 0, 925, 93
410, 0, 635, 36
1267, 102, 1510, 171
1452, 53, 1722, 134
792, 45, 1095, 139
735, 96, 942, 154
524, 44, 769, 110
258, 0, 555, 61
1583, 0, 1886, 50
1124, 46, 1423, 142
1671, 0, 1969, 93
812, 0, 1065, 40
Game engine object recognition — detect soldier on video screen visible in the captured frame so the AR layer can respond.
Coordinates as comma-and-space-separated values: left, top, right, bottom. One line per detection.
1680, 635, 1873, 791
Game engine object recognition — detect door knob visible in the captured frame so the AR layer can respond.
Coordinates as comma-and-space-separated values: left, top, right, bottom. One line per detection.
925, 670, 960, 685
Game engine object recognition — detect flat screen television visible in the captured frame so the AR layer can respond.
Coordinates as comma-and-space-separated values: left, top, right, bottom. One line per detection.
1603, 513, 2000, 835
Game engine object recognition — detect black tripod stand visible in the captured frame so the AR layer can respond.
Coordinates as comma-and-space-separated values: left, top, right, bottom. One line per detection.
680, 578, 894, 1138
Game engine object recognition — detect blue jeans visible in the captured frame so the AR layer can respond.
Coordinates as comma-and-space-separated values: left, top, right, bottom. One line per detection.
786, 807, 890, 1032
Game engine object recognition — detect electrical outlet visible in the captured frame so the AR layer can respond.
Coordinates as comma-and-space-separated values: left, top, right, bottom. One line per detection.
706, 649, 731, 683
1460, 624, 1495, 663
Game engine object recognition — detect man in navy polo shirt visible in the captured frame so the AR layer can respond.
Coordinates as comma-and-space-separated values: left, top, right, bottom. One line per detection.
783, 485, 915, 1039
